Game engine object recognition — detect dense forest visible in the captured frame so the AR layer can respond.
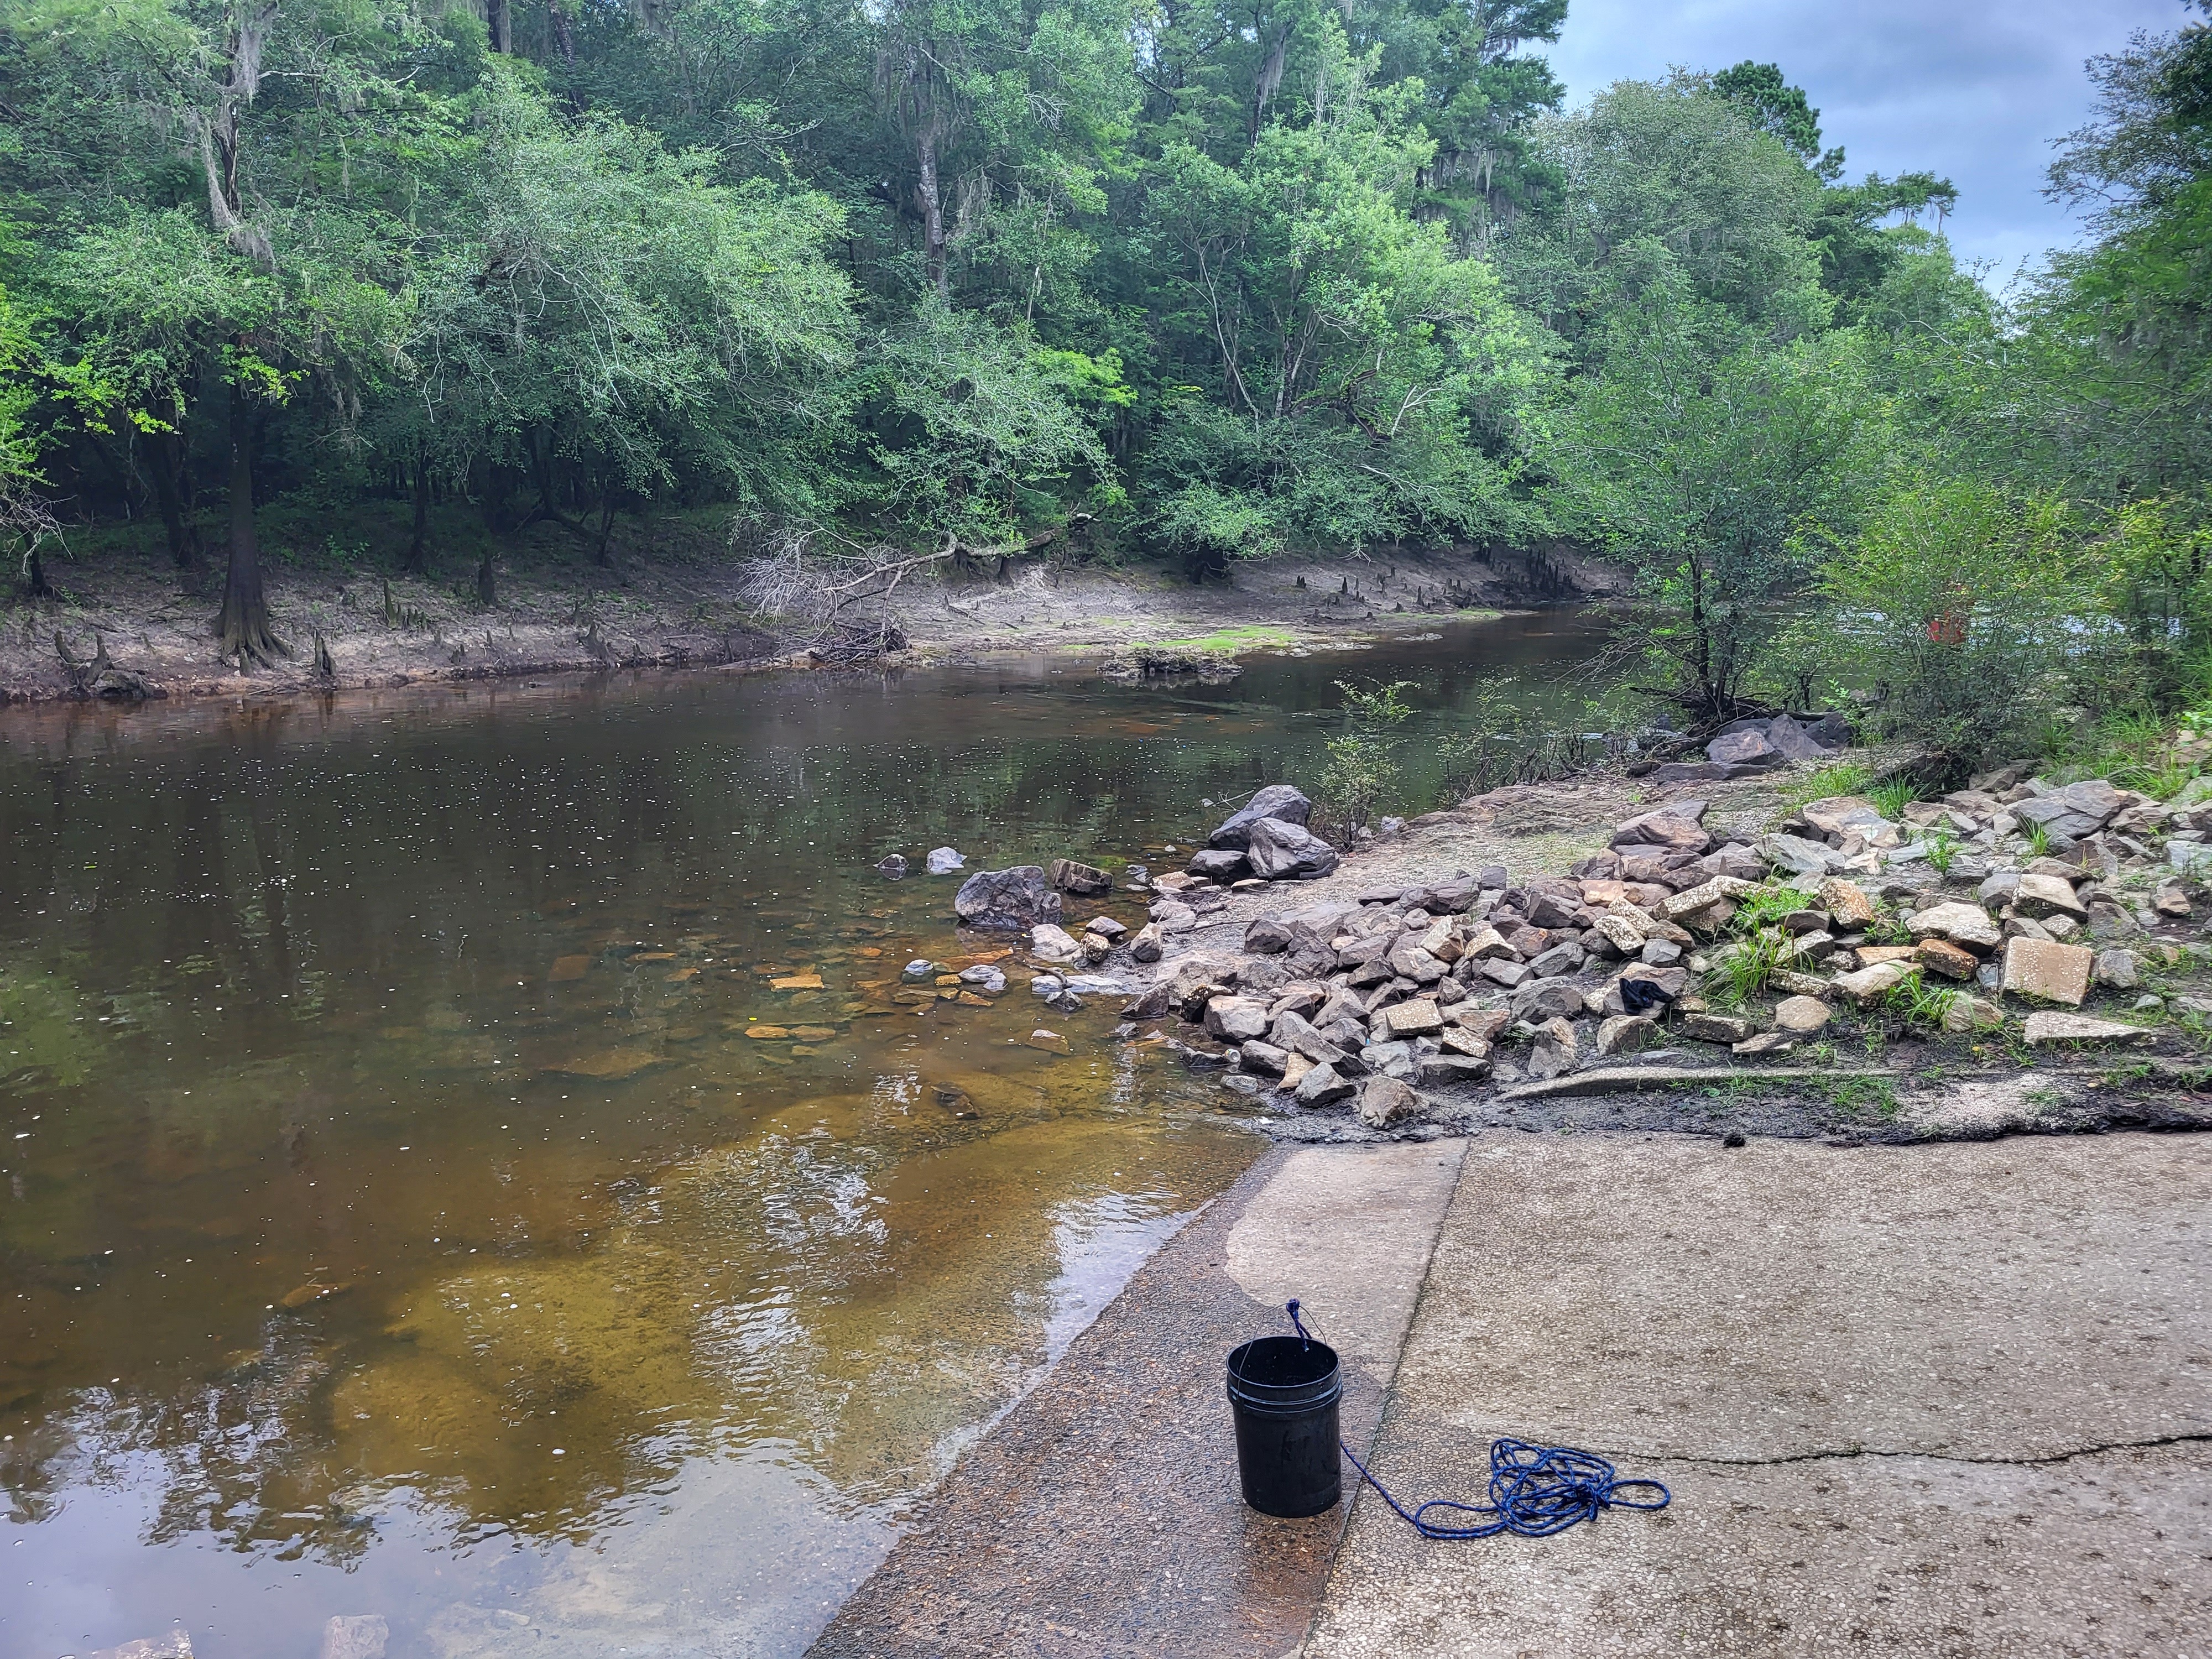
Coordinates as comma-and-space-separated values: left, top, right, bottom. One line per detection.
0, 0, 2207, 763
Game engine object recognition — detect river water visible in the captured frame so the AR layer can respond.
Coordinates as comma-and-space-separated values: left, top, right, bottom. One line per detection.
0, 615, 1604, 1659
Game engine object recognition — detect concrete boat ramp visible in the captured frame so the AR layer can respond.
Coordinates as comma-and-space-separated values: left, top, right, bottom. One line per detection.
808, 1130, 2212, 1657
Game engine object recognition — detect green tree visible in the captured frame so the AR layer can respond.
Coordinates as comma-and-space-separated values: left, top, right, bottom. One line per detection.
8, 0, 419, 658
1552, 248, 1880, 716
400, 76, 858, 578
1138, 43, 1547, 570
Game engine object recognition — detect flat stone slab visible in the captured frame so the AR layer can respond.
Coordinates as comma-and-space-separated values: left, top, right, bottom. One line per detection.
1497, 1063, 1894, 1100
2024, 1010, 2155, 1044
1306, 1133, 2212, 1658
2001, 935, 2095, 1005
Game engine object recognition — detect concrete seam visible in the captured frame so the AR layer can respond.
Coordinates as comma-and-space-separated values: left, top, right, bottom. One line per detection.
1288, 1137, 1474, 1659
1591, 1428, 2212, 1472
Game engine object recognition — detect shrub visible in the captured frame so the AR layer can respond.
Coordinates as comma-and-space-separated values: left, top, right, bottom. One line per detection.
1815, 478, 2089, 769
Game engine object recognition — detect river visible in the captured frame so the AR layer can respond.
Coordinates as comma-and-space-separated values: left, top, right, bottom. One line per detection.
0, 614, 1605, 1659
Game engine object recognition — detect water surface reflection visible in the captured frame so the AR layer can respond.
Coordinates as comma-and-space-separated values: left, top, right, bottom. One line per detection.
0, 619, 1603, 1656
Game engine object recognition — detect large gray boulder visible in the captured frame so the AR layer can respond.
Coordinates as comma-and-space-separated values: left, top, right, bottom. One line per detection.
953, 866, 1063, 930
1707, 727, 1782, 768
1610, 804, 1711, 855
1245, 816, 1341, 880
1208, 784, 1313, 849
1764, 714, 1827, 761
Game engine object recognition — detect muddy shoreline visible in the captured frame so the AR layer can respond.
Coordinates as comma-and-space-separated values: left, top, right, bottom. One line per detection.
1, 541, 1626, 706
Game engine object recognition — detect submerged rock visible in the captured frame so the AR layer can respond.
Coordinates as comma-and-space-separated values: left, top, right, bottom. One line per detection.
877, 854, 909, 879
926, 846, 966, 875
953, 866, 1062, 930
1029, 923, 1086, 964
1049, 857, 1113, 896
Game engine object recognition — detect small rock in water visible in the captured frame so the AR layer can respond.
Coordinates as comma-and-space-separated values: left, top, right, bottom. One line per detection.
957, 964, 1008, 993
902, 959, 938, 982
545, 1048, 663, 1079
320, 1614, 389, 1659
1024, 1028, 1073, 1053
1030, 974, 1065, 997
955, 866, 1063, 930
877, 854, 909, 879
1048, 991, 1085, 1014
1030, 922, 1087, 964
926, 846, 966, 874
1049, 857, 1114, 896
89, 1634, 196, 1659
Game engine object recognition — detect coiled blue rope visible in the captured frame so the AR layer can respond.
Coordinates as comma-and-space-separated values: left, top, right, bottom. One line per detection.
1284, 1301, 1671, 1541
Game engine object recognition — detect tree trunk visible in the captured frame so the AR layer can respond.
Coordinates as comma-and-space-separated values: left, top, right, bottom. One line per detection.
547, 0, 576, 62
907, 54, 949, 299
148, 427, 203, 571
487, 0, 511, 53
476, 549, 497, 608
592, 476, 620, 570
215, 379, 288, 664
20, 538, 51, 598
404, 448, 431, 573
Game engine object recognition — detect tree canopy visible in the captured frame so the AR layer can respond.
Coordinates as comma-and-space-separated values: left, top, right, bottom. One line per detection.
0, 0, 2204, 750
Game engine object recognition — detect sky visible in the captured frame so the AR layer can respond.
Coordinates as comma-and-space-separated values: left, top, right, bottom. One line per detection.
1547, 0, 2188, 283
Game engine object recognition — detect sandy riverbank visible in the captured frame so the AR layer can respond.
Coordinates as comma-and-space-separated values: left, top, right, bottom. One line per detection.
1, 538, 1628, 705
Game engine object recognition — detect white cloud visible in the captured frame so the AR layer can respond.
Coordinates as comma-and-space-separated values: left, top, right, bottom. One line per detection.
1546, 0, 2185, 279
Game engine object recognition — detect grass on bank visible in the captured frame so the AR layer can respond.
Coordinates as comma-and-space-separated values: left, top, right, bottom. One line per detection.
1137, 625, 1297, 654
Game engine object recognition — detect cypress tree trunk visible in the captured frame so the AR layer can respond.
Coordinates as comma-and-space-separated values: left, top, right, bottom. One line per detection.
214, 380, 288, 664
149, 427, 202, 572
404, 448, 431, 574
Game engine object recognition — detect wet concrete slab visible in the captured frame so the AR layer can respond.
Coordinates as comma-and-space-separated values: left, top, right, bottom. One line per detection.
1304, 1131, 2212, 1658
807, 1139, 1467, 1659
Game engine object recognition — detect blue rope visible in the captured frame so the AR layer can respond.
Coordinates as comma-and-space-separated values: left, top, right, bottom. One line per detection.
1278, 1302, 1671, 1541
1340, 1436, 1671, 1540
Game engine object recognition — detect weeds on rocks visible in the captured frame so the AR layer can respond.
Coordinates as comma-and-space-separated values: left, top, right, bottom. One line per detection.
1869, 776, 1918, 818
1780, 760, 1872, 816
1710, 930, 1791, 1008
1882, 969, 1958, 1032
1924, 822, 1960, 875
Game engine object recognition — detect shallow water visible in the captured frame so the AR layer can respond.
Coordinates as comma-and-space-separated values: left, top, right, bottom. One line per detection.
0, 615, 1604, 1658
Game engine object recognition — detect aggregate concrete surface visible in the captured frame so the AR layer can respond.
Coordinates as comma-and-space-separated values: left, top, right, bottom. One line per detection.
807, 1139, 1466, 1659
1303, 1131, 2212, 1658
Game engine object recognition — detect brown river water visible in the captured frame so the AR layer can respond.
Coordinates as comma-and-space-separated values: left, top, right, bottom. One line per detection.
0, 615, 1603, 1658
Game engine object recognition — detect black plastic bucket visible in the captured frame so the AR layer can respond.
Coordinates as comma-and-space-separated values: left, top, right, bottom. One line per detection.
1226, 1334, 1343, 1517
